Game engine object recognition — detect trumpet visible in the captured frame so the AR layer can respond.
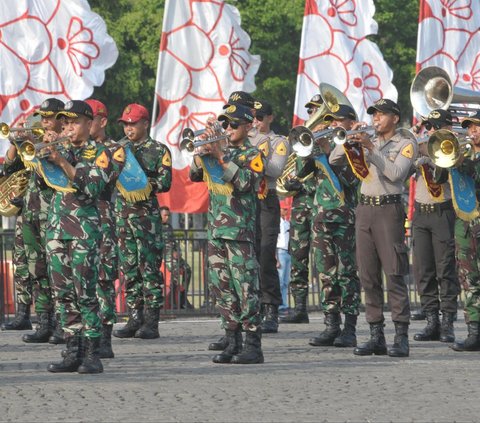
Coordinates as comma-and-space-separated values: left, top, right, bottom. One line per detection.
0, 122, 45, 140
331, 125, 376, 145
289, 127, 344, 157
180, 124, 229, 157
19, 136, 72, 161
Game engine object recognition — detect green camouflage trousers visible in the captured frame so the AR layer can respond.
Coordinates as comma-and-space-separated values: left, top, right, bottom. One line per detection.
208, 239, 261, 331
117, 214, 164, 310
46, 238, 101, 338
22, 216, 53, 314
312, 219, 360, 315
289, 195, 314, 302
455, 217, 480, 322
13, 216, 32, 305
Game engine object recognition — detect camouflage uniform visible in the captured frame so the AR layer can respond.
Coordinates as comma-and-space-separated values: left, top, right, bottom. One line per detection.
115, 137, 172, 311
289, 156, 316, 304
46, 139, 123, 339
189, 140, 264, 332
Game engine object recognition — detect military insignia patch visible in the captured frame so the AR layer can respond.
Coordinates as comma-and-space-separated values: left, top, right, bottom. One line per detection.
113, 147, 126, 163
230, 93, 241, 102
249, 153, 264, 173
276, 141, 288, 156
82, 147, 97, 160
254, 101, 263, 110
331, 104, 340, 113
429, 110, 441, 119
226, 105, 236, 114
162, 150, 172, 166
258, 141, 269, 156
401, 143, 414, 159
95, 151, 109, 168
124, 106, 131, 115
65, 101, 73, 110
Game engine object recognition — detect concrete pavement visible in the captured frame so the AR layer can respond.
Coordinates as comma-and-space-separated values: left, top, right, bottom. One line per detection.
0, 311, 479, 422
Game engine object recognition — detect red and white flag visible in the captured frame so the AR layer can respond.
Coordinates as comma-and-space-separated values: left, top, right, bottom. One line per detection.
0, 0, 118, 157
293, 0, 397, 125
151, 0, 260, 213
416, 0, 480, 89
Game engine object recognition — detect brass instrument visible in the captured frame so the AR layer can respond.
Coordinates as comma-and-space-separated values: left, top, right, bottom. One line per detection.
410, 66, 480, 118
0, 122, 45, 140
427, 129, 473, 168
0, 169, 30, 217
19, 136, 71, 161
331, 125, 376, 145
180, 123, 229, 158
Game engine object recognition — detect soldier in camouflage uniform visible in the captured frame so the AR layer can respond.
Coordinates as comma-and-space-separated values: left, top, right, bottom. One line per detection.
113, 104, 172, 340
160, 206, 192, 309
452, 111, 480, 352
307, 105, 361, 348
281, 95, 323, 324
85, 99, 122, 358
190, 104, 265, 364
46, 100, 124, 374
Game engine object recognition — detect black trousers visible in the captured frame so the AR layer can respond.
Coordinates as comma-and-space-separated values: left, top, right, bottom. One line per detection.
259, 191, 281, 305
412, 207, 459, 313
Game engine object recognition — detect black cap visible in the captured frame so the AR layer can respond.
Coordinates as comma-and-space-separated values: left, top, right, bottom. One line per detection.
56, 100, 94, 120
218, 104, 254, 124
422, 109, 453, 129
324, 104, 357, 121
461, 110, 480, 128
223, 91, 255, 109
254, 100, 273, 117
33, 98, 65, 117
304, 94, 322, 109
367, 98, 401, 118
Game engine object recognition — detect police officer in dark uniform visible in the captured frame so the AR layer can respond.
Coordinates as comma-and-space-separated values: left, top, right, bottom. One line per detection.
330, 99, 417, 357
412, 110, 459, 343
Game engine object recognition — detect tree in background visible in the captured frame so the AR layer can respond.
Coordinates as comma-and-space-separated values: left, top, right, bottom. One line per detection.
89, 0, 418, 137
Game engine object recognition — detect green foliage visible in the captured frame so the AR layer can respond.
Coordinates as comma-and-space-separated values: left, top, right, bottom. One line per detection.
88, 0, 419, 137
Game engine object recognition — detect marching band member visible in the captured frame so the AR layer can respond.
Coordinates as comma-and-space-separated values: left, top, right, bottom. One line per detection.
330, 98, 417, 357
190, 104, 265, 364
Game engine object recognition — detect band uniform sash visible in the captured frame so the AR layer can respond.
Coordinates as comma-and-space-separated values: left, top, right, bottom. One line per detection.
24, 157, 76, 193
116, 146, 152, 202
314, 154, 344, 205
420, 163, 444, 201
199, 155, 233, 196
449, 168, 479, 221
343, 142, 370, 181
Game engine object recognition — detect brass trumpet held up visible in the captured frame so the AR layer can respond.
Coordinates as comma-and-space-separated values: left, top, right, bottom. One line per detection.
180, 123, 229, 157
0, 122, 45, 140
19, 136, 71, 161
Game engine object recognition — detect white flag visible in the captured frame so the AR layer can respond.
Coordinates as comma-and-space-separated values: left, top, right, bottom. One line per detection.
151, 0, 261, 213
0, 0, 118, 156
293, 0, 397, 125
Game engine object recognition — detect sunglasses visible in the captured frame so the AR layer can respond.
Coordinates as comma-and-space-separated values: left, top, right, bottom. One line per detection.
255, 114, 265, 122
221, 120, 245, 130
424, 122, 440, 131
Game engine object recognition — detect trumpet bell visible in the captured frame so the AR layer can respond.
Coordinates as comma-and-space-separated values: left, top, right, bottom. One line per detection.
427, 129, 470, 168
180, 137, 195, 154
19, 141, 37, 161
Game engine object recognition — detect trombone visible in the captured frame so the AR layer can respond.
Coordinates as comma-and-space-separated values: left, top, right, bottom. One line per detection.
427, 129, 473, 168
19, 136, 72, 161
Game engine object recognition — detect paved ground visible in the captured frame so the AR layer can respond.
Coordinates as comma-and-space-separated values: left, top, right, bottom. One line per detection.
0, 311, 479, 423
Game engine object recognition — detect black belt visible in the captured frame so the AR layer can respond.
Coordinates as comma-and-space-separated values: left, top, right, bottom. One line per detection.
359, 194, 402, 206
415, 200, 453, 214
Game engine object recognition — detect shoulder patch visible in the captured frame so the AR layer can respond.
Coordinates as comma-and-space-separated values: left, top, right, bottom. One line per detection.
95, 151, 109, 169
82, 146, 97, 160
113, 147, 126, 163
258, 140, 269, 157
162, 150, 172, 167
401, 143, 414, 159
249, 153, 264, 173
275, 141, 288, 156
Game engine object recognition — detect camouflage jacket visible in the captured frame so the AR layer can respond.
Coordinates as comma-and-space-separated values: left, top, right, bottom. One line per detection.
190, 140, 265, 243
46, 139, 125, 241
291, 156, 316, 211
115, 136, 172, 218
457, 153, 480, 203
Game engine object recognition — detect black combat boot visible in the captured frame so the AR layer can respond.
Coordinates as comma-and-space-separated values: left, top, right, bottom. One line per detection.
1, 303, 32, 330
353, 322, 388, 356
49, 316, 66, 344
309, 313, 342, 346
208, 336, 228, 351
261, 304, 279, 334
99, 324, 115, 358
212, 329, 243, 364
22, 312, 53, 343
413, 310, 440, 341
439, 312, 455, 343
333, 314, 357, 347
135, 307, 160, 339
388, 322, 410, 357
78, 337, 104, 374
47, 335, 83, 373
113, 308, 144, 338
452, 322, 480, 351
231, 330, 264, 364
279, 294, 309, 324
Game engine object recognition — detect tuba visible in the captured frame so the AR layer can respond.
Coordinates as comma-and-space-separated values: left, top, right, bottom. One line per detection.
277, 83, 355, 196
0, 169, 30, 217
427, 129, 473, 168
410, 66, 480, 118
